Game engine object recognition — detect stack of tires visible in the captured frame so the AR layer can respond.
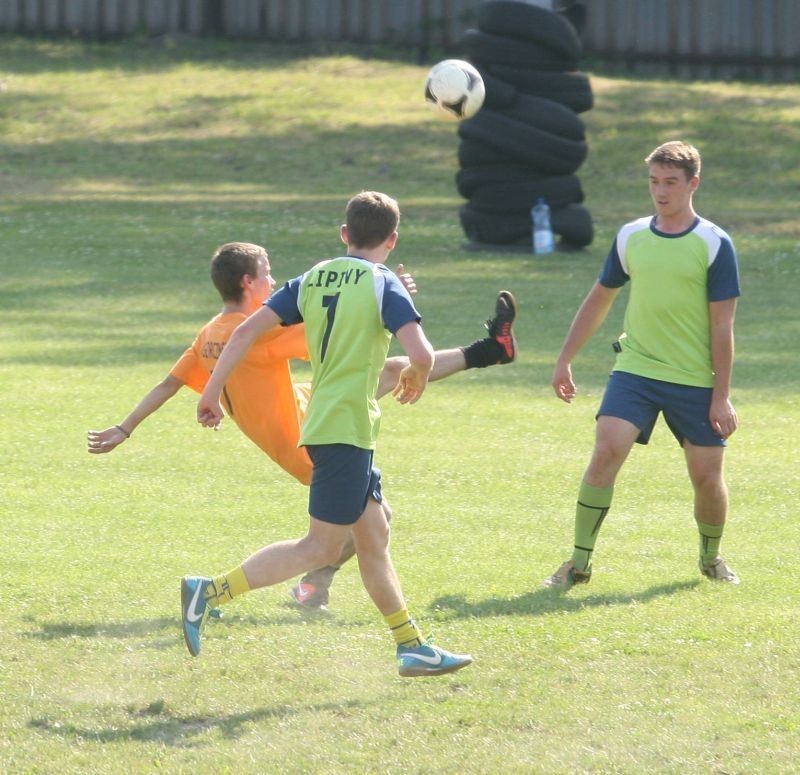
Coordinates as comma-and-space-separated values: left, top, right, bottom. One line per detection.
457, 1, 594, 249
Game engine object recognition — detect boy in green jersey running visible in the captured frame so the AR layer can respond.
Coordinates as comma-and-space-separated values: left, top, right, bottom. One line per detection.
89, 242, 517, 612
544, 141, 741, 588
183, 191, 473, 677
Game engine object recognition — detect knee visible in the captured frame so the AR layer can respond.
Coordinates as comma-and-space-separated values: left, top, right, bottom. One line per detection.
383, 357, 405, 383
691, 471, 727, 499
588, 439, 625, 478
377, 358, 405, 399
372, 512, 391, 549
380, 359, 404, 390
361, 509, 391, 555
299, 535, 344, 568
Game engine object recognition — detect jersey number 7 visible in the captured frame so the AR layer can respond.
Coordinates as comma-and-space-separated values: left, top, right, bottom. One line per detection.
320, 292, 340, 362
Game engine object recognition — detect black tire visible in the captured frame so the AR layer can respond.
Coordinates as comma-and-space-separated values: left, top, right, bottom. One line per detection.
461, 28, 577, 72
478, 1, 582, 60
488, 64, 594, 113
504, 92, 585, 140
459, 203, 530, 244
468, 175, 584, 214
560, 3, 588, 36
458, 138, 520, 168
456, 163, 545, 198
552, 203, 594, 247
459, 202, 593, 247
459, 107, 587, 175
474, 64, 517, 111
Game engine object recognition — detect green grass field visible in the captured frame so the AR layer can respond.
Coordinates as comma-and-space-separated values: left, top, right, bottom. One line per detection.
2, 37, 798, 774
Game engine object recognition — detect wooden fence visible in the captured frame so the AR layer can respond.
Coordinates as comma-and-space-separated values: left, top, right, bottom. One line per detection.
1, 0, 798, 79
0, 0, 484, 43
583, 0, 800, 80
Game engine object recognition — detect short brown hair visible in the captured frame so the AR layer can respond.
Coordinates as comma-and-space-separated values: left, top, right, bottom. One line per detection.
210, 242, 267, 302
344, 191, 400, 249
645, 141, 701, 180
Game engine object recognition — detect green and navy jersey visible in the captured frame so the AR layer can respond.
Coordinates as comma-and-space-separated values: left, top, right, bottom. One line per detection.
599, 215, 740, 388
267, 256, 421, 449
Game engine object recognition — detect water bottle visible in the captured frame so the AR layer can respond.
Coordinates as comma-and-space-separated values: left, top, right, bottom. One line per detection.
532, 197, 554, 255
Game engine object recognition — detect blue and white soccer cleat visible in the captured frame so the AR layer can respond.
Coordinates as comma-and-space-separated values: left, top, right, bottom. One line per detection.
396, 638, 473, 677
181, 575, 213, 656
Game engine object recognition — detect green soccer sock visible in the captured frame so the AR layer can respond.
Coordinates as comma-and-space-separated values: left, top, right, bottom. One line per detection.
570, 481, 614, 572
205, 566, 251, 607
697, 520, 725, 566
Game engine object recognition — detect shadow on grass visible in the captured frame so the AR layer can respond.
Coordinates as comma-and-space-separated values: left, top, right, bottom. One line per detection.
223, 603, 374, 629
28, 697, 366, 746
26, 617, 177, 641
428, 578, 701, 620
24, 602, 357, 642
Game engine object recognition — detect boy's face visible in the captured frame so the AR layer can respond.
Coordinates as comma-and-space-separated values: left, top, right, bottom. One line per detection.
251, 255, 276, 304
648, 162, 699, 220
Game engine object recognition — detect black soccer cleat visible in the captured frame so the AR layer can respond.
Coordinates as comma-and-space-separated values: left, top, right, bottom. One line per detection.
485, 290, 517, 364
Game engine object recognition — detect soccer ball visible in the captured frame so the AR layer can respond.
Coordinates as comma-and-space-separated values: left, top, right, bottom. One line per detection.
424, 59, 485, 121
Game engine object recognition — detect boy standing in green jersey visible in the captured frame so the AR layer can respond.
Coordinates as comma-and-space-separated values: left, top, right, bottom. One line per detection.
544, 141, 741, 588
183, 191, 473, 677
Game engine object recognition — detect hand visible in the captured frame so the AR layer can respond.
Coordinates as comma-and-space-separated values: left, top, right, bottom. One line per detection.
710, 395, 738, 439
87, 426, 128, 454
394, 263, 417, 295
197, 395, 224, 429
552, 361, 576, 403
392, 364, 428, 405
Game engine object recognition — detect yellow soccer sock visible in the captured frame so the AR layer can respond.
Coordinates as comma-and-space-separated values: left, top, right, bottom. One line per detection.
385, 607, 424, 648
206, 566, 251, 607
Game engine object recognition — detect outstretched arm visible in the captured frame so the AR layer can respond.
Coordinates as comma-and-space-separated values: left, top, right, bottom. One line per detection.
197, 305, 282, 427
391, 321, 434, 405
552, 281, 620, 403
87, 374, 184, 454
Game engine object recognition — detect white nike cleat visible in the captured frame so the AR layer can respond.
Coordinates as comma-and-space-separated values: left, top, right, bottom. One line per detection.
699, 556, 740, 585
396, 638, 473, 677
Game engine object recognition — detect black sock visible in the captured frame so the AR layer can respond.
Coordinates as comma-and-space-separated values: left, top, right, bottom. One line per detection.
461, 338, 503, 369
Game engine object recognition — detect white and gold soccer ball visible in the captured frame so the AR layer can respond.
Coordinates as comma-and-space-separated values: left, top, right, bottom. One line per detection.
424, 59, 486, 120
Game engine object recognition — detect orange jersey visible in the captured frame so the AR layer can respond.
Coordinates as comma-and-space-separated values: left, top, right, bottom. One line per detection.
170, 312, 313, 485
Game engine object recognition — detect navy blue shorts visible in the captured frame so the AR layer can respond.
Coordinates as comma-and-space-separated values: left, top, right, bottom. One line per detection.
598, 371, 725, 447
306, 444, 383, 525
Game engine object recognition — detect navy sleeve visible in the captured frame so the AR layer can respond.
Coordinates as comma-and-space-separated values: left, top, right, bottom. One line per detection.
379, 269, 422, 334
708, 237, 741, 301
266, 276, 304, 325
598, 238, 629, 288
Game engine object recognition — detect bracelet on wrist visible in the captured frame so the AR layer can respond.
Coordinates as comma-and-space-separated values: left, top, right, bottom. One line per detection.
114, 424, 131, 438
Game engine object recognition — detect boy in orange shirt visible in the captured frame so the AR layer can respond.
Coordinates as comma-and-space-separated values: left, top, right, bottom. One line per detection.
89, 241, 517, 608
